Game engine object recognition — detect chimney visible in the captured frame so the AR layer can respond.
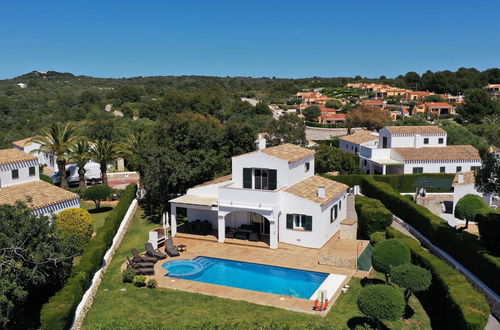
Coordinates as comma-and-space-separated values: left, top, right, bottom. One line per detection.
457, 173, 464, 184
258, 138, 266, 150
317, 185, 326, 198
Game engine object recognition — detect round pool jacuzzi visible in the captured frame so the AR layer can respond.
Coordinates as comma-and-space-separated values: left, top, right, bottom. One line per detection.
162, 260, 204, 277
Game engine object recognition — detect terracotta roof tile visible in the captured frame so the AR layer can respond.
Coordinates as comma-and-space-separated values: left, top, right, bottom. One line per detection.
393, 145, 481, 161
339, 131, 378, 144
284, 175, 348, 205
384, 126, 446, 135
12, 137, 35, 148
0, 180, 79, 210
260, 144, 315, 163
0, 148, 38, 166
193, 174, 232, 188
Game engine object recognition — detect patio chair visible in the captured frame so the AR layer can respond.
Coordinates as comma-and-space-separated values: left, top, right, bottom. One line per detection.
193, 221, 202, 235
248, 232, 260, 242
145, 242, 168, 260
127, 256, 155, 269
201, 221, 212, 235
131, 248, 156, 263
226, 226, 237, 239
165, 238, 181, 257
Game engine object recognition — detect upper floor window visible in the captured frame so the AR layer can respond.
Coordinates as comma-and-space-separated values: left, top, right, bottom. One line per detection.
243, 168, 277, 190
305, 162, 310, 172
440, 166, 445, 173
471, 166, 480, 171
12, 169, 19, 180
456, 166, 462, 172
29, 166, 36, 177
423, 138, 429, 144
438, 138, 444, 144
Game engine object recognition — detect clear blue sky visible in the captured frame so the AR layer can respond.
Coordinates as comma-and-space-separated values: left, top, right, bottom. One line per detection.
1, 0, 499, 79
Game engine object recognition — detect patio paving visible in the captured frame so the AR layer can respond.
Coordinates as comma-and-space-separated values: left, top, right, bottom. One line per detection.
147, 235, 369, 315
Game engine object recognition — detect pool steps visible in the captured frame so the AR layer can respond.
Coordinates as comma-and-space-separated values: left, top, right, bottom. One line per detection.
309, 274, 347, 301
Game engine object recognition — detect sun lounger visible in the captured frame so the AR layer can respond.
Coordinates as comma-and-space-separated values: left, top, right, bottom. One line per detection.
145, 242, 168, 260
127, 257, 155, 270
132, 248, 157, 263
165, 238, 181, 257
129, 265, 154, 275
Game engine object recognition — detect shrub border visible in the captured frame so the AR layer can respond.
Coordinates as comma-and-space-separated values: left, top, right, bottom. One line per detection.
40, 183, 137, 330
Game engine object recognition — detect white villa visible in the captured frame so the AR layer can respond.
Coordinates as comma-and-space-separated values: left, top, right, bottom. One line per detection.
0, 148, 79, 216
12, 137, 57, 173
341, 126, 481, 175
169, 143, 349, 249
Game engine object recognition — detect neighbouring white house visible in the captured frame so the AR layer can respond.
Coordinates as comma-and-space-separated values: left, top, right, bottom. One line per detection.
358, 126, 482, 174
169, 143, 349, 249
452, 171, 493, 214
12, 137, 57, 172
0, 148, 79, 216
339, 130, 379, 155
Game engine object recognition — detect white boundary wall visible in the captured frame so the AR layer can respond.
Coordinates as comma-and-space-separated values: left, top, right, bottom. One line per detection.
71, 198, 139, 329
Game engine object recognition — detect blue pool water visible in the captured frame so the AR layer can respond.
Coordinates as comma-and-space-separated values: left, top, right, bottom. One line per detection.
162, 256, 328, 299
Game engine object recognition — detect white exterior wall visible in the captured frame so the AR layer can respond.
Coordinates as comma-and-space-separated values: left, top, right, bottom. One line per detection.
0, 161, 39, 188
340, 140, 359, 154
287, 155, 314, 187
403, 160, 482, 174
16, 143, 57, 171
232, 152, 290, 189
379, 128, 447, 148
279, 190, 347, 249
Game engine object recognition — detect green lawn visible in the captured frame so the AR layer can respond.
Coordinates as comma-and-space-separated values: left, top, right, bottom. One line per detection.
81, 201, 115, 231
82, 208, 431, 330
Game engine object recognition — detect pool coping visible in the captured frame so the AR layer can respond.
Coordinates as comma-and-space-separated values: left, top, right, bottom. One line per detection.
152, 255, 352, 316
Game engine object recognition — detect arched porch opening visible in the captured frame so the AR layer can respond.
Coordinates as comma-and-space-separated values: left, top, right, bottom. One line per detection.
218, 210, 277, 248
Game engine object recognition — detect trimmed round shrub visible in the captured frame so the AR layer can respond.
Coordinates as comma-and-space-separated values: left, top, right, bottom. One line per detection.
133, 275, 146, 287
147, 279, 157, 288
370, 231, 386, 246
83, 184, 113, 209
357, 285, 405, 321
40, 173, 54, 184
372, 239, 410, 277
455, 194, 489, 224
55, 208, 94, 248
391, 263, 431, 301
122, 268, 135, 283
476, 211, 500, 254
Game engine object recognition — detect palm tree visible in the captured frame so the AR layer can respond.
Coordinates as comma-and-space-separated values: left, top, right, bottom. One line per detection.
481, 114, 500, 125
69, 140, 91, 188
32, 122, 78, 188
90, 139, 119, 186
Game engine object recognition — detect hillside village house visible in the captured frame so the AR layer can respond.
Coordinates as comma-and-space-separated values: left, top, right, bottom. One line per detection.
0, 148, 79, 216
341, 126, 481, 175
12, 137, 57, 173
169, 143, 349, 249
484, 84, 500, 99
416, 102, 455, 116
339, 130, 379, 155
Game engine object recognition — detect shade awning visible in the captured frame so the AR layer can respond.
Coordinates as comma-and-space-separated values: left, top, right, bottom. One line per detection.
169, 195, 218, 207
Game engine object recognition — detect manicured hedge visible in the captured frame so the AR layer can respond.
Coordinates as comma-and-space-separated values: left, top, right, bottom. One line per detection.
477, 211, 500, 255
324, 173, 454, 193
362, 176, 500, 295
40, 183, 137, 330
354, 195, 393, 239
388, 228, 489, 330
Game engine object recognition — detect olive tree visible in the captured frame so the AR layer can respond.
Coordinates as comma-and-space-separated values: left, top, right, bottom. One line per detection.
55, 208, 94, 249
372, 239, 410, 282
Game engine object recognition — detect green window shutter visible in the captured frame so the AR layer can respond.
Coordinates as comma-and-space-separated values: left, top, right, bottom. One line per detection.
305, 216, 313, 231
268, 169, 277, 190
286, 214, 293, 229
243, 168, 252, 188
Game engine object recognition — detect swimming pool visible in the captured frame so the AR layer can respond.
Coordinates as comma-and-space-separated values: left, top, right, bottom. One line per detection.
162, 256, 329, 299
